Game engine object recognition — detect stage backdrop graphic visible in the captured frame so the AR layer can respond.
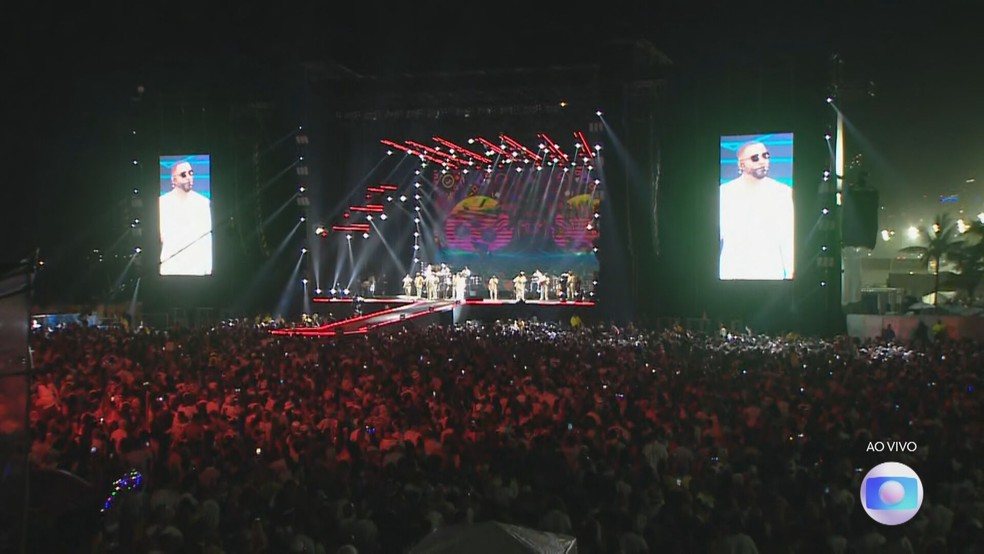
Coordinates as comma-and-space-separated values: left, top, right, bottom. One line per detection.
424, 161, 602, 285
159, 155, 212, 276
719, 133, 794, 280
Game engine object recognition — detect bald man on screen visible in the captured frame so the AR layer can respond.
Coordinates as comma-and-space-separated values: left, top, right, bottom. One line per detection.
719, 141, 794, 280
159, 161, 213, 275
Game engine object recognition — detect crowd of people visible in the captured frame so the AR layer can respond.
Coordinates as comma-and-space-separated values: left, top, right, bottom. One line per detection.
14, 317, 984, 553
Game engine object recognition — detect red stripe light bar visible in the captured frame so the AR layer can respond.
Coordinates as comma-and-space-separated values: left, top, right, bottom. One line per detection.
433, 136, 492, 164
406, 140, 461, 166
378, 184, 399, 190
574, 131, 594, 159
475, 137, 510, 157
350, 206, 384, 213
380, 139, 412, 153
538, 133, 570, 165
500, 134, 542, 162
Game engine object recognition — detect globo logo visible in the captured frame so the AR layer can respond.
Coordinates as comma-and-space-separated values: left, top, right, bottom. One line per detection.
860, 462, 924, 525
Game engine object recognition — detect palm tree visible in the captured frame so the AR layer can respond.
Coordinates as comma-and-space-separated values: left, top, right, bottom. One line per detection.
898, 213, 963, 306
952, 219, 984, 304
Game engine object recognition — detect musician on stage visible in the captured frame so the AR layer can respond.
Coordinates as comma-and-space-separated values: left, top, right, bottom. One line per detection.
488, 275, 499, 300
413, 272, 424, 298
427, 271, 440, 300
566, 270, 578, 300
538, 272, 550, 301
403, 274, 413, 296
454, 271, 467, 301
439, 263, 452, 299
513, 271, 528, 301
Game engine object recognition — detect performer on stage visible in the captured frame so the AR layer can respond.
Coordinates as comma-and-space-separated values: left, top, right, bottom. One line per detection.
488, 275, 499, 300
538, 272, 550, 301
439, 263, 452, 299
403, 274, 413, 296
427, 271, 439, 300
413, 272, 424, 298
454, 271, 467, 301
513, 271, 528, 301
566, 270, 578, 300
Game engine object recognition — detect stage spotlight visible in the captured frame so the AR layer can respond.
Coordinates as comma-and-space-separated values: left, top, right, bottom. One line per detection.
299, 186, 306, 193
415, 206, 421, 212
363, 232, 370, 239
821, 208, 830, 215
594, 213, 600, 219
300, 216, 307, 223
301, 247, 308, 254
134, 247, 142, 254
346, 234, 353, 241
595, 110, 602, 116
586, 223, 594, 231
132, 188, 139, 195
414, 194, 421, 200
387, 196, 393, 202
414, 182, 421, 188
594, 145, 602, 151
468, 138, 475, 144
563, 167, 569, 173
413, 244, 420, 250
301, 278, 308, 285
881, 229, 892, 242
560, 101, 568, 107
387, 150, 393, 155
414, 217, 420, 223
821, 281, 828, 287
366, 214, 373, 221
594, 179, 601, 185
414, 170, 421, 175
821, 245, 828, 251
330, 287, 338, 296
315, 225, 326, 235
826, 96, 834, 104
592, 247, 598, 252
824, 131, 832, 140
516, 167, 522, 172
380, 213, 388, 220
315, 287, 322, 295
413, 231, 420, 237
400, 195, 407, 202
536, 166, 542, 171
343, 288, 350, 296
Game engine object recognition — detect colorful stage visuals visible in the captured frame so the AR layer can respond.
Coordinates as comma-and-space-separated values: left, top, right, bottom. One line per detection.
424, 154, 601, 281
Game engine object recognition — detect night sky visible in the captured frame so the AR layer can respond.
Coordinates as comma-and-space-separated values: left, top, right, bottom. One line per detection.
5, 3, 981, 300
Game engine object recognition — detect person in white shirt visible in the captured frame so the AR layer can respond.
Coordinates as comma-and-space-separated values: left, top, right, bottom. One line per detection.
719, 142, 794, 280
159, 161, 212, 275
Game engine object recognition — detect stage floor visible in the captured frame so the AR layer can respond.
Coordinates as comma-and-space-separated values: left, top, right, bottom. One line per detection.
276, 296, 596, 336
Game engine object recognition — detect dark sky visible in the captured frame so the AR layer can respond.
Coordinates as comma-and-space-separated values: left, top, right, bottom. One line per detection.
5, 2, 981, 266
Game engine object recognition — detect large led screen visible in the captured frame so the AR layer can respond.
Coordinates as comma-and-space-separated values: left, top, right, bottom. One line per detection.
159, 155, 212, 276
719, 133, 794, 280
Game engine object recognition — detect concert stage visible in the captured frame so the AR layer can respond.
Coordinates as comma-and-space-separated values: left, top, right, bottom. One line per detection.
272, 296, 596, 336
